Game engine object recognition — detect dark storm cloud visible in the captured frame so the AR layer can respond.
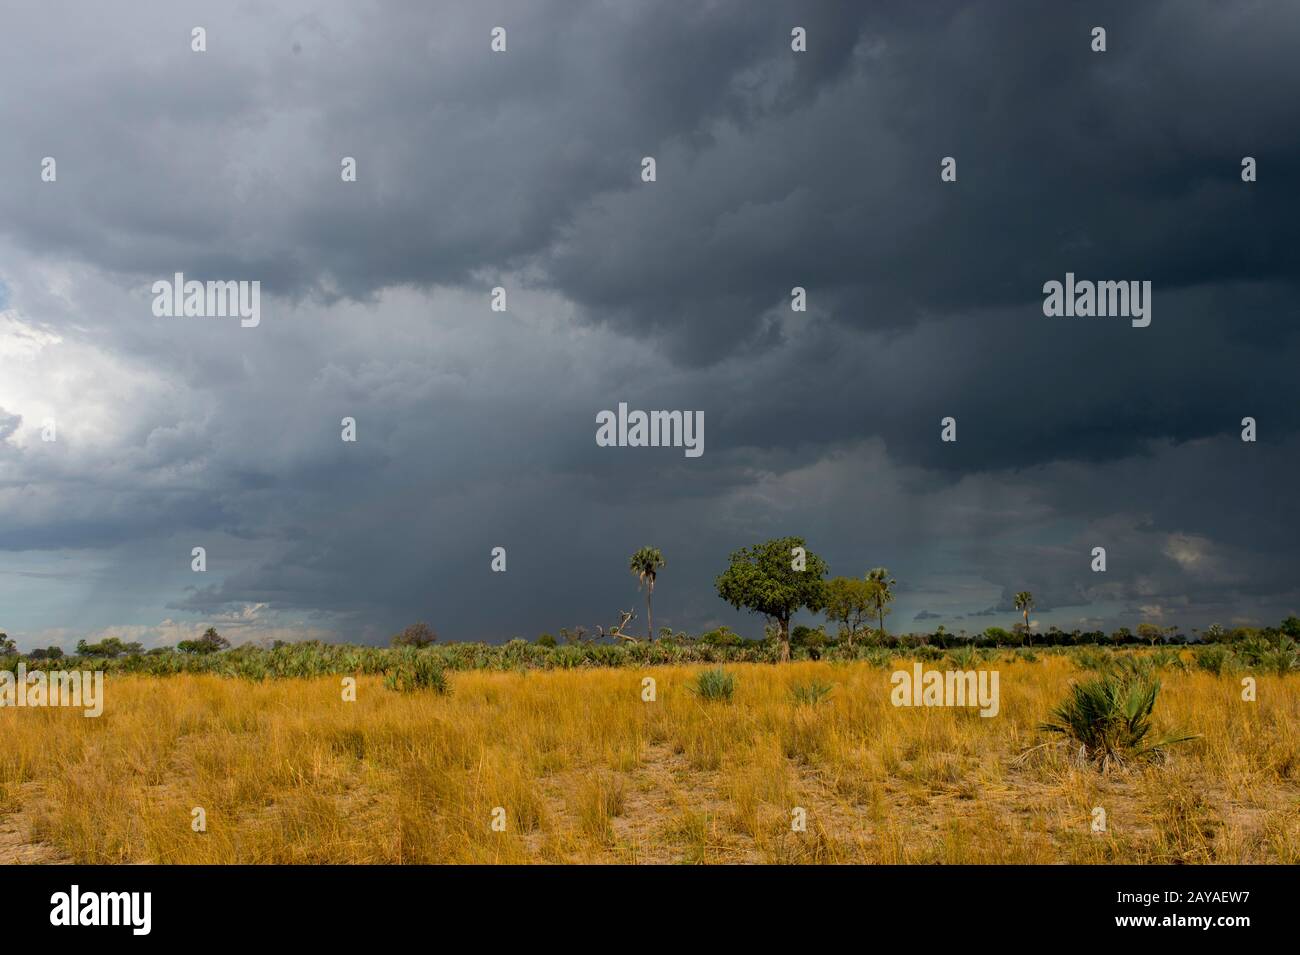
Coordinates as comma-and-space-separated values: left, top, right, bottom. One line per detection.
0, 1, 1296, 646
0, 0, 873, 302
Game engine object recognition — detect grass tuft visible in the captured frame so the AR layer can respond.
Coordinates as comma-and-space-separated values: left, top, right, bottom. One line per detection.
383, 654, 449, 694
689, 668, 735, 702
790, 680, 834, 706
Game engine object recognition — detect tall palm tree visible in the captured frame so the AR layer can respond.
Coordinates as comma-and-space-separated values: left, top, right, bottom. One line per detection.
629, 547, 666, 641
866, 567, 896, 638
1014, 591, 1034, 646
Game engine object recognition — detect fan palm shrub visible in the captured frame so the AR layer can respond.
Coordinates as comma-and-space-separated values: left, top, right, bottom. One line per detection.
1041, 673, 1196, 773
790, 679, 834, 706
690, 668, 735, 702
383, 654, 449, 694
1194, 644, 1233, 675
946, 645, 978, 669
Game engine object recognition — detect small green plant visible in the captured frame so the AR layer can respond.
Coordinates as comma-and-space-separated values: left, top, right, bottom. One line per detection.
1194, 644, 1232, 675
1041, 673, 1196, 773
862, 647, 894, 669
1071, 647, 1112, 671
946, 645, 978, 668
383, 655, 449, 694
1260, 639, 1300, 675
1148, 648, 1186, 671
1235, 635, 1274, 667
690, 668, 735, 702
1112, 654, 1158, 682
790, 679, 834, 706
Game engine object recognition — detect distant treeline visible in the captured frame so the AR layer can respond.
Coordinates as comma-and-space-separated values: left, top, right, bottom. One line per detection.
3, 617, 1297, 679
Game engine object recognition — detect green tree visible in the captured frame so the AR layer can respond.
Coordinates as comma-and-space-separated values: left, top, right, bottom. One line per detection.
0, 632, 15, 655
791, 624, 828, 651
177, 627, 230, 655
75, 636, 143, 657
391, 622, 437, 648
715, 536, 828, 662
699, 625, 743, 647
1136, 622, 1162, 647
866, 568, 897, 639
1014, 591, 1034, 646
984, 626, 1013, 646
629, 546, 666, 641
823, 576, 875, 649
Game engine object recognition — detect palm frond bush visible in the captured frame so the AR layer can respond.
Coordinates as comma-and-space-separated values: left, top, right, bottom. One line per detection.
1071, 647, 1112, 671
383, 654, 449, 694
790, 679, 834, 706
1193, 644, 1233, 675
1112, 654, 1158, 681
1260, 640, 1300, 675
1041, 673, 1197, 773
862, 647, 894, 669
946, 646, 978, 668
1235, 635, 1273, 666
690, 668, 735, 702
1148, 648, 1186, 671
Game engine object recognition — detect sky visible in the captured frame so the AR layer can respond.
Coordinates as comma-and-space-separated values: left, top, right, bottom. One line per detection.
1, 1, 1298, 650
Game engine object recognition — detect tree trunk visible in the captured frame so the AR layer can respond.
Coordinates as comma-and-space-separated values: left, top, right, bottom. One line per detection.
779, 615, 790, 662
646, 584, 654, 641
1023, 610, 1030, 646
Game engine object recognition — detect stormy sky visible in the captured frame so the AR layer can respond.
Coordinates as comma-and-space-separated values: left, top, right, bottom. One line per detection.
1, 0, 1297, 650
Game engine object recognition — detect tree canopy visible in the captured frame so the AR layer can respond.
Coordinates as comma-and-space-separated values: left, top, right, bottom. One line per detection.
715, 536, 828, 661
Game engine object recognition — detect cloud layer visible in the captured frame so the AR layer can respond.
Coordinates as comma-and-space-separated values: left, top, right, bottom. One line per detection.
1, 1, 1297, 648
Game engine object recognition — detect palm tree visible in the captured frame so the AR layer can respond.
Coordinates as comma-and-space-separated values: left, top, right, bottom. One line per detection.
1014, 591, 1034, 646
629, 547, 666, 641
866, 567, 896, 638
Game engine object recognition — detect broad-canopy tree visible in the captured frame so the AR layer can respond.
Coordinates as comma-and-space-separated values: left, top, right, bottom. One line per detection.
76, 636, 144, 657
177, 627, 230, 655
715, 536, 828, 661
391, 622, 438, 648
1136, 622, 1163, 647
629, 546, 666, 640
823, 577, 876, 649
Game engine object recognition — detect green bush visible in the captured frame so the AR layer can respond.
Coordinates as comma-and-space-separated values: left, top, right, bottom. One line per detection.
1041, 673, 1196, 772
1148, 648, 1186, 671
790, 679, 834, 706
1259, 638, 1300, 675
1194, 644, 1233, 675
383, 654, 449, 694
946, 645, 978, 668
699, 626, 743, 647
690, 668, 735, 702
1071, 647, 1113, 671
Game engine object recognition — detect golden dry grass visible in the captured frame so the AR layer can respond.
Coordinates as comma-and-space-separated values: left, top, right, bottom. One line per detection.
1, 655, 1296, 863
